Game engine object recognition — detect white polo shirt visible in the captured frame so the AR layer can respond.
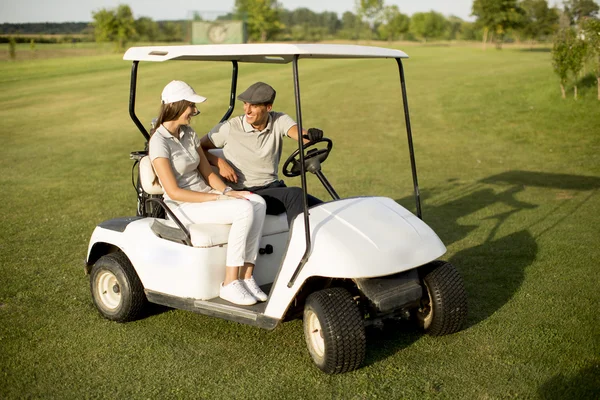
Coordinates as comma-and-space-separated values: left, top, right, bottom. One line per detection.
208, 112, 296, 190
149, 124, 212, 201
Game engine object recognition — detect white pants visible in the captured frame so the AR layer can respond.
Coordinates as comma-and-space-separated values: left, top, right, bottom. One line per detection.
167, 194, 266, 267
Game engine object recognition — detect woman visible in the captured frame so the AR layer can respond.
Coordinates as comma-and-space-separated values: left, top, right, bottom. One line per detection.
149, 80, 267, 306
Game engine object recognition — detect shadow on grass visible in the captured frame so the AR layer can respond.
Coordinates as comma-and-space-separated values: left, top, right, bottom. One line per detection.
366, 170, 600, 365
480, 170, 600, 191
143, 303, 172, 319
577, 73, 598, 89
538, 363, 600, 399
518, 47, 551, 53
363, 320, 421, 367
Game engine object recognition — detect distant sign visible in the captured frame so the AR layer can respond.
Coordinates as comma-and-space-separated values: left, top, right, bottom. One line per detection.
192, 21, 246, 44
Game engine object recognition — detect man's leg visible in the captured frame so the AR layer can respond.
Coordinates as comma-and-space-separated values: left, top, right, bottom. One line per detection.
253, 186, 305, 226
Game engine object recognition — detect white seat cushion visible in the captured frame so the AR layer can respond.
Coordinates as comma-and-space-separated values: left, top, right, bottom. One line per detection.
158, 213, 288, 248
157, 219, 231, 247
139, 156, 164, 195
187, 213, 288, 247
263, 213, 289, 236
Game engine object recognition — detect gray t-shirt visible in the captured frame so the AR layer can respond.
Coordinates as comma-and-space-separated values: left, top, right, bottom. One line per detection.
149, 124, 212, 201
207, 112, 296, 190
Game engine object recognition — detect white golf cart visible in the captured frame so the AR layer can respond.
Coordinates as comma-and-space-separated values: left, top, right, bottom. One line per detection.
85, 44, 468, 374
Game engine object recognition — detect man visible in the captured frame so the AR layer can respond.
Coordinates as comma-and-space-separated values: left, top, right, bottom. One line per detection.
200, 81, 323, 226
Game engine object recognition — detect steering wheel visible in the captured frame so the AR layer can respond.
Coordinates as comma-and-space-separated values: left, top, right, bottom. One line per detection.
282, 138, 333, 177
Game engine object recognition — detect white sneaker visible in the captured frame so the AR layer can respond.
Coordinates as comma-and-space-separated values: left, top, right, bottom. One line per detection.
220, 280, 257, 306
243, 277, 268, 302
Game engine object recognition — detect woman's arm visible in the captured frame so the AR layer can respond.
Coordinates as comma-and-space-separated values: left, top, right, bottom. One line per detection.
152, 157, 219, 203
197, 148, 228, 193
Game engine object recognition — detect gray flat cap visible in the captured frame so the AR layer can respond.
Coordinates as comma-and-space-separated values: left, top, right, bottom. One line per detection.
237, 82, 276, 104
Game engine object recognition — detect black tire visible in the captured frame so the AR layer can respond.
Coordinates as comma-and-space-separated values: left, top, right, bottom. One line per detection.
303, 287, 366, 374
416, 261, 468, 336
90, 252, 147, 322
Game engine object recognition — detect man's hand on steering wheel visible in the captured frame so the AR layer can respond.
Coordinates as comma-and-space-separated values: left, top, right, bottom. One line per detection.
282, 137, 332, 177
303, 127, 324, 142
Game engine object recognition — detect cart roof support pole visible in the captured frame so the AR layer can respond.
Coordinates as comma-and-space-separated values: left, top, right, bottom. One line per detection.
129, 61, 149, 141
220, 61, 238, 123
396, 58, 422, 219
288, 55, 311, 288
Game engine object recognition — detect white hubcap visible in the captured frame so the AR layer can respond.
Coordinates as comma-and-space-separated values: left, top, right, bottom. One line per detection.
96, 270, 121, 310
306, 311, 325, 357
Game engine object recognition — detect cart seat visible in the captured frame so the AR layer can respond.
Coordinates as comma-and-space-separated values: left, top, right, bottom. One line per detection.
139, 156, 289, 246
150, 219, 232, 247
139, 156, 164, 195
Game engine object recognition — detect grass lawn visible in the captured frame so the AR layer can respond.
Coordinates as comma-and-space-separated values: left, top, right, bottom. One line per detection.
0, 42, 599, 399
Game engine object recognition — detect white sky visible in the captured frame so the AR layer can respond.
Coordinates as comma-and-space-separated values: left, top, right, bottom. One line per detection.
0, 0, 487, 24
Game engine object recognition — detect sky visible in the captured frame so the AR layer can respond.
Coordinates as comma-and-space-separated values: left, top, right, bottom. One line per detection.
1, 0, 483, 24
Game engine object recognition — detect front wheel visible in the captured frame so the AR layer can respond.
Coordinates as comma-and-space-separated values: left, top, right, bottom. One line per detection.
416, 261, 468, 336
90, 252, 147, 322
303, 287, 366, 374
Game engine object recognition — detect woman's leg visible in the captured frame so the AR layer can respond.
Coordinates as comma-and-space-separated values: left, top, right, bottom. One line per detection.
169, 198, 267, 303
172, 199, 255, 268
242, 194, 267, 268
239, 194, 267, 300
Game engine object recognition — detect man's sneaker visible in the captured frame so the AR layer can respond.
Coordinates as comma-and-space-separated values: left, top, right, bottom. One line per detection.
243, 277, 268, 302
220, 280, 257, 305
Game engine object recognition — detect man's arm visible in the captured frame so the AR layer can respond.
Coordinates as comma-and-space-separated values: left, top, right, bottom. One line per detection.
286, 125, 324, 144
199, 134, 238, 184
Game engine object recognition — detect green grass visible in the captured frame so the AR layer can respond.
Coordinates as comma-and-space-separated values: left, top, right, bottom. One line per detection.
1, 43, 599, 399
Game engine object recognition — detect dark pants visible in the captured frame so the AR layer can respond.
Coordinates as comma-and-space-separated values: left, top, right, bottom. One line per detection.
245, 180, 322, 226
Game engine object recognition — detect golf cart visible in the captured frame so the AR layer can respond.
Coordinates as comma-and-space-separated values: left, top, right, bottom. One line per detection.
85, 44, 468, 374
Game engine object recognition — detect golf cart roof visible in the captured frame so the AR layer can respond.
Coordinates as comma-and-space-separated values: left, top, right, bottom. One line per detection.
123, 43, 408, 64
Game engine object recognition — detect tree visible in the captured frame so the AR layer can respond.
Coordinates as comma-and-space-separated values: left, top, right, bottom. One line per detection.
278, 8, 340, 41
472, 0, 525, 49
319, 12, 342, 36
410, 11, 449, 42
552, 29, 572, 98
519, 0, 560, 42
114, 5, 136, 49
91, 5, 136, 50
446, 16, 464, 40
581, 18, 600, 99
92, 9, 116, 43
135, 17, 159, 42
377, 5, 409, 41
339, 11, 369, 40
459, 21, 482, 40
355, 0, 384, 39
563, 0, 599, 25
568, 32, 587, 99
235, 0, 282, 42
158, 21, 183, 42
135, 17, 158, 42
552, 28, 587, 99
8, 36, 16, 60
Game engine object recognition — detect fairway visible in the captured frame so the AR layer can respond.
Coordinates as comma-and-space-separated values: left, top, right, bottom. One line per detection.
1, 42, 599, 398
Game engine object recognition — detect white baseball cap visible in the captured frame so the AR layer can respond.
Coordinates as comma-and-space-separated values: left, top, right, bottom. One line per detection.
161, 80, 207, 104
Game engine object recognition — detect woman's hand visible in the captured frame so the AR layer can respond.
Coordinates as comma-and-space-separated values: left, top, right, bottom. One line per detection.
225, 190, 252, 200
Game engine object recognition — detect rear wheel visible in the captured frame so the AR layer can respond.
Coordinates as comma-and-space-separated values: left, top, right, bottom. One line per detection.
416, 261, 468, 336
303, 287, 366, 374
90, 252, 147, 322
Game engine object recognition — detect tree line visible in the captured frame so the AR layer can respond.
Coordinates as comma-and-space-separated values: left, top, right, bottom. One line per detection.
2, 0, 597, 46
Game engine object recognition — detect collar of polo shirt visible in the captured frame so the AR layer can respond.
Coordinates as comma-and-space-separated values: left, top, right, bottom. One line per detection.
243, 113, 273, 133
156, 124, 190, 139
